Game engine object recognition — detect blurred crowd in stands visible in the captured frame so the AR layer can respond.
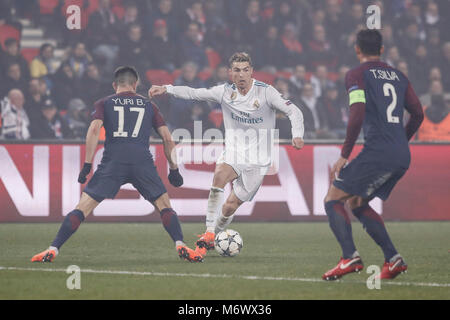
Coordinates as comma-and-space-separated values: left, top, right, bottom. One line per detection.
1, 0, 449, 141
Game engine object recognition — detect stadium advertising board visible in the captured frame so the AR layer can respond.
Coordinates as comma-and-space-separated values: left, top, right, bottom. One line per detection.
0, 143, 449, 222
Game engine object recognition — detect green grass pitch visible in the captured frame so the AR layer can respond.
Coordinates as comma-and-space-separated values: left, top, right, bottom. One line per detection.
0, 222, 449, 300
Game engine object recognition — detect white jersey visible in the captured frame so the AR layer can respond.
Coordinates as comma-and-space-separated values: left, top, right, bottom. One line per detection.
165, 79, 304, 167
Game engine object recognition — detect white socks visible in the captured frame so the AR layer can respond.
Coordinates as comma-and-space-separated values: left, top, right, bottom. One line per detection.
49, 246, 59, 256
389, 253, 403, 263
206, 187, 224, 233
175, 240, 185, 247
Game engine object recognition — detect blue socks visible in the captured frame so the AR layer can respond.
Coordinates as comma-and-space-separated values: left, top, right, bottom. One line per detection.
50, 208, 184, 251
160, 208, 183, 243
352, 204, 398, 262
51, 209, 85, 249
325, 200, 399, 262
324, 200, 357, 259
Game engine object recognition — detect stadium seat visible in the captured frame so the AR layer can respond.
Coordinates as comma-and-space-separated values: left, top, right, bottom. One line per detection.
86, 0, 99, 14
0, 24, 20, 50
171, 69, 182, 81
112, 5, 125, 19
206, 49, 221, 69
275, 71, 292, 79
198, 69, 212, 81
39, 0, 59, 15
60, 0, 99, 17
21, 48, 40, 63
61, 0, 84, 12
327, 72, 339, 82
208, 109, 223, 128
252, 71, 276, 85
146, 69, 174, 85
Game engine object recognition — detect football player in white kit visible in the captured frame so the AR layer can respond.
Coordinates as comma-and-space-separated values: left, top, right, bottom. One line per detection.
149, 52, 305, 257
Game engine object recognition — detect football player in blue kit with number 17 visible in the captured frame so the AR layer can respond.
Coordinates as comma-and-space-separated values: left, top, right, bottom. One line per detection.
31, 66, 203, 263
322, 29, 424, 281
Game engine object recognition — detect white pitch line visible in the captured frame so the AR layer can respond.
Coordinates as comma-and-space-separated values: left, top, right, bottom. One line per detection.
1, 266, 449, 288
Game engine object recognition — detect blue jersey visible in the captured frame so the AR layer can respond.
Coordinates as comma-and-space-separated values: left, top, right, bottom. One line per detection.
345, 61, 417, 167
92, 91, 166, 164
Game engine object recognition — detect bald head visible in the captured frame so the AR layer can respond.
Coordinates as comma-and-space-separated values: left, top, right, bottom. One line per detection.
8, 89, 25, 109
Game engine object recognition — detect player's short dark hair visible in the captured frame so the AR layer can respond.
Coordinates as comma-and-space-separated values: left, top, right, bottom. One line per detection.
356, 29, 383, 56
229, 52, 252, 68
113, 66, 139, 86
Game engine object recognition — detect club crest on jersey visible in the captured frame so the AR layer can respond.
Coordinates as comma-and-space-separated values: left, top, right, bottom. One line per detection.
253, 99, 260, 108
230, 91, 237, 100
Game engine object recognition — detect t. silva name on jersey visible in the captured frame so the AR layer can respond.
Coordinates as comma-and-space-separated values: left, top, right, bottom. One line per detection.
369, 69, 400, 81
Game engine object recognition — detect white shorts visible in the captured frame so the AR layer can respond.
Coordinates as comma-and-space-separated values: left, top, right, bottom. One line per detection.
216, 151, 269, 202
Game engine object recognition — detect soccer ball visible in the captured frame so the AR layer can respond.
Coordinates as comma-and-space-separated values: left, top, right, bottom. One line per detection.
214, 229, 243, 257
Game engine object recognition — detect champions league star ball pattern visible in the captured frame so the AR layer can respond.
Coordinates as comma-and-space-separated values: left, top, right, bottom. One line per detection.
214, 229, 243, 257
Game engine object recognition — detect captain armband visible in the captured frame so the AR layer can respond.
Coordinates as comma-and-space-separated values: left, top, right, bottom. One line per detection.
348, 89, 366, 106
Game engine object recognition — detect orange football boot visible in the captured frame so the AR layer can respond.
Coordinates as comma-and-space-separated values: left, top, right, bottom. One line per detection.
177, 245, 204, 262
31, 249, 57, 262
195, 232, 215, 250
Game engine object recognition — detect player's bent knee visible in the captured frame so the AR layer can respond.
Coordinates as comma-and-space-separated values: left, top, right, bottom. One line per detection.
75, 192, 99, 218
324, 190, 338, 203
153, 193, 171, 211
324, 185, 352, 203
212, 176, 227, 189
212, 171, 233, 188
347, 196, 369, 210
346, 197, 358, 209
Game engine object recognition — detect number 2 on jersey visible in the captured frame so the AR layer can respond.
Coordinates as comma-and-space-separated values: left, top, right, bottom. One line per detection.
383, 83, 399, 124
113, 106, 145, 137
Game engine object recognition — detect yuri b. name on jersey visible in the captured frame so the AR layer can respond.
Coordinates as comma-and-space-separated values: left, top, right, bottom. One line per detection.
111, 97, 145, 106
231, 111, 263, 124
369, 69, 400, 81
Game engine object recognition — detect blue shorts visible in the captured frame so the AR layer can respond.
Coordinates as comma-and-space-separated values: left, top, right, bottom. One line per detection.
333, 155, 407, 201
84, 160, 167, 203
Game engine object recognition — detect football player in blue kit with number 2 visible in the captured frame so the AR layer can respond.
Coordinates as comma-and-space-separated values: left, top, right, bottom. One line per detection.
322, 29, 424, 281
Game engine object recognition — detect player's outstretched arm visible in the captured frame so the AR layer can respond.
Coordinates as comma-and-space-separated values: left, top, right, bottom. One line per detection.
157, 125, 183, 187
267, 86, 305, 149
148, 85, 167, 97
78, 119, 103, 183
149, 84, 224, 104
